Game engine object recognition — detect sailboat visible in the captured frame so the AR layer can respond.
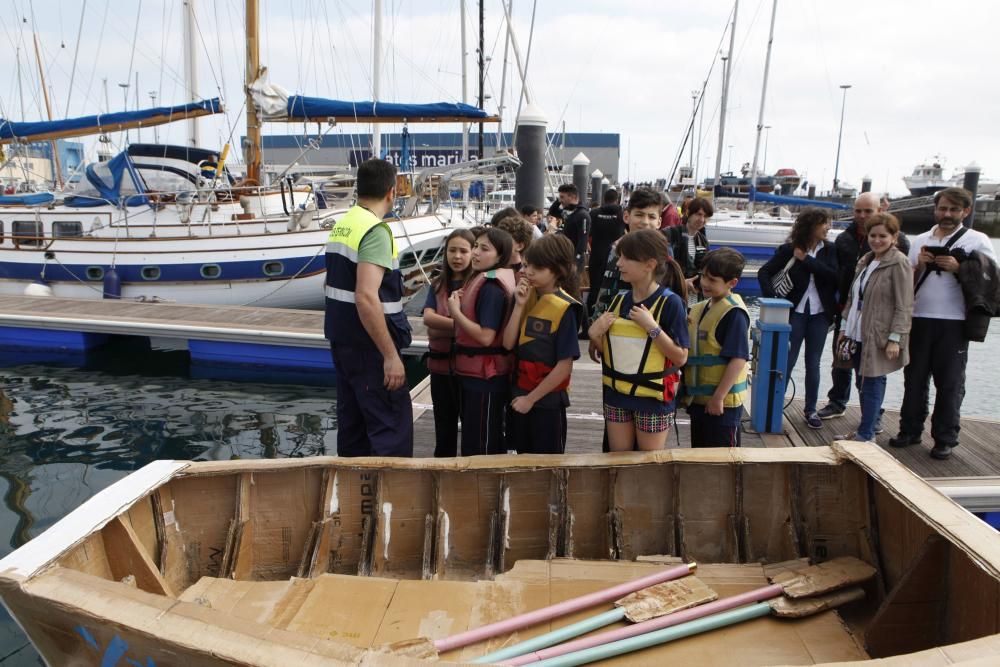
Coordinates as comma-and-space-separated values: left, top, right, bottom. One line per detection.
0, 1, 499, 308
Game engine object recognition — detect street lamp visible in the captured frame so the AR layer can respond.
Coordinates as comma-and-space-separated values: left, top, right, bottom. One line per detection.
689, 90, 698, 170
832, 84, 852, 194
118, 82, 130, 142
762, 125, 772, 174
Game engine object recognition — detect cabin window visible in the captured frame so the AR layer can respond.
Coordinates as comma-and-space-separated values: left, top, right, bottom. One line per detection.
53, 221, 83, 238
201, 264, 222, 279
12, 220, 43, 246
398, 251, 417, 270
263, 261, 284, 276
86, 266, 105, 281
141, 266, 161, 281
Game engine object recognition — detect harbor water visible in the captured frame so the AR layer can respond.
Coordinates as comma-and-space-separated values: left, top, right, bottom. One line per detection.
1, 242, 999, 663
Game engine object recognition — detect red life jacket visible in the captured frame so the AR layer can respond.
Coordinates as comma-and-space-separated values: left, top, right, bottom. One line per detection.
425, 282, 455, 374
515, 289, 582, 398
454, 269, 516, 380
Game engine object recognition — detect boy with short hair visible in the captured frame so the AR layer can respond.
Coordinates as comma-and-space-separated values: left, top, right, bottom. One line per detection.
588, 187, 664, 326
683, 247, 750, 447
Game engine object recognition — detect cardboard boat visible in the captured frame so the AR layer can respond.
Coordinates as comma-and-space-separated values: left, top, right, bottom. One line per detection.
1, 442, 1000, 665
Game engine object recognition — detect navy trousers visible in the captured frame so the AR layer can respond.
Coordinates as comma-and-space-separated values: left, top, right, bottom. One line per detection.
332, 344, 413, 457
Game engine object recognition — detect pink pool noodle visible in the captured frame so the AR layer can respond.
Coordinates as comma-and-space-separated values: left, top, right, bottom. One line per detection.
505, 583, 785, 665
433, 562, 696, 653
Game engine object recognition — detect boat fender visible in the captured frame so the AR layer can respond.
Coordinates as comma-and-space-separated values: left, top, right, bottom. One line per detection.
24, 280, 53, 297
102, 268, 122, 299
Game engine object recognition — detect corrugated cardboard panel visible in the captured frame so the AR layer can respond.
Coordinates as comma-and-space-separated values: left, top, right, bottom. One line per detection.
613, 465, 674, 559
945, 546, 1000, 645
565, 468, 611, 560
123, 495, 158, 563
321, 468, 377, 575
742, 463, 800, 563
179, 577, 310, 626
873, 482, 936, 591
247, 469, 323, 581
797, 463, 868, 563
373, 579, 499, 647
166, 474, 238, 585
677, 464, 738, 562
435, 470, 501, 578
502, 471, 556, 570
372, 471, 435, 578
285, 574, 398, 647
57, 532, 112, 581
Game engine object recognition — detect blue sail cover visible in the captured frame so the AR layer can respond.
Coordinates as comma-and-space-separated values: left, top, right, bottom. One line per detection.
0, 98, 222, 142
748, 187, 850, 210
285, 96, 492, 122
65, 150, 148, 208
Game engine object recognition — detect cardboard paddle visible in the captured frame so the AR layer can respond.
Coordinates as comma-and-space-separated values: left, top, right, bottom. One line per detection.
472, 576, 717, 664
506, 556, 875, 665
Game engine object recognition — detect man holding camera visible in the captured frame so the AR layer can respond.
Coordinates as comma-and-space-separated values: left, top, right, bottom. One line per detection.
890, 187, 996, 459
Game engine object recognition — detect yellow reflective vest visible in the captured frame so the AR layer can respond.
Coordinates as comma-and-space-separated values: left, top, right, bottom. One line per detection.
683, 294, 749, 408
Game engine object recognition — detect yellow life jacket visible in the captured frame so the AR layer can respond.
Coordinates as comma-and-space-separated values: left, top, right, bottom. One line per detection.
515, 288, 583, 400
601, 288, 681, 402
683, 294, 750, 408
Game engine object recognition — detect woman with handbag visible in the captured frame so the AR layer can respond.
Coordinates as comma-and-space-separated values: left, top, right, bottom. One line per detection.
757, 208, 839, 429
836, 213, 912, 442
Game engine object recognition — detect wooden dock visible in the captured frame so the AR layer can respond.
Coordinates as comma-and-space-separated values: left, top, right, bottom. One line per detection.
0, 295, 426, 352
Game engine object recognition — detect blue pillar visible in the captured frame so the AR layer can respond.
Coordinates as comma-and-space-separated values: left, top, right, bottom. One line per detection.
751, 298, 792, 434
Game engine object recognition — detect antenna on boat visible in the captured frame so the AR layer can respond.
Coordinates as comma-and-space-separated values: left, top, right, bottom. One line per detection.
713, 1, 738, 192
747, 0, 778, 219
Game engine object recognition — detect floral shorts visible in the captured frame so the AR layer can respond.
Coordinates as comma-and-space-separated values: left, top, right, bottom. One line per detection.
603, 404, 675, 433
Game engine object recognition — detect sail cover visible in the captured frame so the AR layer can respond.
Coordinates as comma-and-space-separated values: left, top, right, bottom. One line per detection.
282, 96, 497, 123
0, 98, 223, 144
748, 187, 851, 210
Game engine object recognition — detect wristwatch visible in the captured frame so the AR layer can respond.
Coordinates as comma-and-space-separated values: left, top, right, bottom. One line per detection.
647, 326, 662, 339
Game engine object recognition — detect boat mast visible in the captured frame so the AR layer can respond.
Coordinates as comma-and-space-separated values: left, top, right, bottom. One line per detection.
32, 32, 64, 190
16, 47, 27, 122
713, 0, 738, 189
477, 0, 485, 158
245, 0, 261, 184
183, 0, 200, 147
747, 0, 778, 219
460, 0, 469, 162
372, 0, 382, 162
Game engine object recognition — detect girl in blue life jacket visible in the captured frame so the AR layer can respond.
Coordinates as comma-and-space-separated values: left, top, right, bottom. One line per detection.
588, 228, 690, 451
501, 234, 583, 455
449, 227, 516, 456
422, 229, 476, 457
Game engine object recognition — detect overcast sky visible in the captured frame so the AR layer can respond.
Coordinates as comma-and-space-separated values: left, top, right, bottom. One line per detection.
3, 0, 998, 196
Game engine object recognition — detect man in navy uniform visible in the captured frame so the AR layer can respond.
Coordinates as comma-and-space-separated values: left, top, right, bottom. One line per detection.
324, 159, 413, 457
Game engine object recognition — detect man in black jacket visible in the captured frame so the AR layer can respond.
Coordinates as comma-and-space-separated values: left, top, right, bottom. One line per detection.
586, 188, 625, 318
816, 192, 910, 421
556, 183, 591, 274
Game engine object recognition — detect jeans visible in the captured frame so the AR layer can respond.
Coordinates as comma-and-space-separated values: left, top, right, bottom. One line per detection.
851, 343, 887, 441
788, 307, 831, 415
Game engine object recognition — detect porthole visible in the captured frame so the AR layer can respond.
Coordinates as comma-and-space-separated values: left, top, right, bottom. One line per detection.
201, 264, 221, 279
86, 266, 105, 281
263, 261, 284, 276
141, 266, 161, 280
53, 220, 83, 238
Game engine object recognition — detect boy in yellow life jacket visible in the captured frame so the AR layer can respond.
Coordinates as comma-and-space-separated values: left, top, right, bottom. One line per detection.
684, 248, 750, 447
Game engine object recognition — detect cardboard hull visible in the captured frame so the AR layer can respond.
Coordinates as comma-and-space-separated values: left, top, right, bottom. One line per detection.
1, 444, 999, 665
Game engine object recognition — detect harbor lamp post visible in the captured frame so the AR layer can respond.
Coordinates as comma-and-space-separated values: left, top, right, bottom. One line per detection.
832, 84, 852, 194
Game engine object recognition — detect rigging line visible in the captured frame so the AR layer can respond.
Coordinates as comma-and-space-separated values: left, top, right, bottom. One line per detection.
156, 0, 170, 102
511, 0, 538, 148
81, 0, 110, 116
124, 0, 143, 112
189, 2, 227, 100
64, 0, 87, 117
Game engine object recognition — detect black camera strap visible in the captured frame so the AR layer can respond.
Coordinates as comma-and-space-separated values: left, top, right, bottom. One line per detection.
914, 227, 968, 294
